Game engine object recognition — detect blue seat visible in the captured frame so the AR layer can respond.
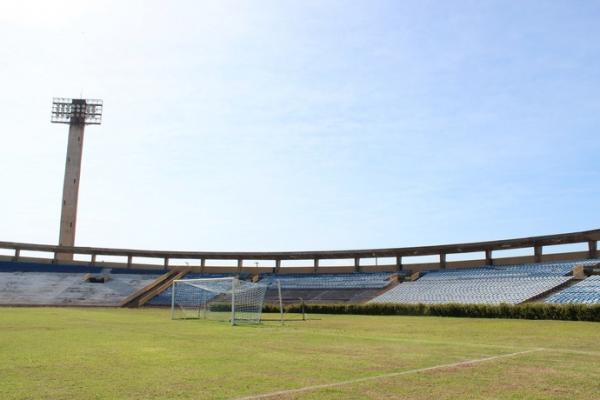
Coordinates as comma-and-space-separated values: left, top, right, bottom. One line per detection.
259, 273, 392, 289
545, 276, 600, 304
370, 260, 598, 305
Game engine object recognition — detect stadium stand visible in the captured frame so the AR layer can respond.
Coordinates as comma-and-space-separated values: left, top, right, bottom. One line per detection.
146, 273, 235, 306
148, 273, 395, 305
257, 273, 395, 304
545, 276, 600, 304
370, 261, 599, 305
0, 261, 163, 306
2, 250, 600, 306
0, 261, 163, 275
0, 271, 160, 306
259, 273, 393, 289
262, 288, 385, 304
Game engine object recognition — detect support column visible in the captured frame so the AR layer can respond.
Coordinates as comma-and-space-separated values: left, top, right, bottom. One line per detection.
237, 259, 243, 273
275, 259, 281, 273
440, 253, 447, 269
395, 256, 403, 272
534, 245, 543, 263
354, 257, 360, 272
313, 259, 319, 273
57, 118, 86, 261
485, 249, 493, 266
588, 241, 597, 259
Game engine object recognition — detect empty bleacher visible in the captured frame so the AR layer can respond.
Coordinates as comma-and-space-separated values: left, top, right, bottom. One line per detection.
0, 261, 164, 306
146, 273, 235, 306
545, 276, 600, 304
263, 288, 385, 304
370, 261, 599, 305
0, 271, 160, 306
2, 229, 599, 307
147, 272, 393, 305
3, 256, 600, 307
259, 273, 393, 289
257, 273, 394, 304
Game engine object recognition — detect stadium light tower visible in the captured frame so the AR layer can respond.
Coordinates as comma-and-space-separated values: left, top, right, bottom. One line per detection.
51, 98, 103, 261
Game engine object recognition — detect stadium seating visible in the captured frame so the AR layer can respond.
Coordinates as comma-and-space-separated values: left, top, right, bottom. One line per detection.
370, 276, 571, 305
258, 273, 393, 289
147, 272, 395, 305
262, 288, 385, 304
146, 273, 236, 306
3, 258, 600, 306
0, 260, 168, 306
545, 276, 600, 304
0, 271, 160, 306
0, 260, 164, 275
370, 261, 599, 305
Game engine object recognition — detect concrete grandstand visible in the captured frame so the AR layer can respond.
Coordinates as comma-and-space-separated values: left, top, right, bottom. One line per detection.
1, 229, 600, 307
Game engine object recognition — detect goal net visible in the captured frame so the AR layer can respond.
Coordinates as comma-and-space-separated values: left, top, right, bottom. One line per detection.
171, 277, 267, 325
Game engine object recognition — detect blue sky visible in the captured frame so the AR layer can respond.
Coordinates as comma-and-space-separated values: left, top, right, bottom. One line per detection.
1, 1, 599, 253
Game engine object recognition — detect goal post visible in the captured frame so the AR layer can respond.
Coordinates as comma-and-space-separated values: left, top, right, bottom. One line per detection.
171, 277, 267, 325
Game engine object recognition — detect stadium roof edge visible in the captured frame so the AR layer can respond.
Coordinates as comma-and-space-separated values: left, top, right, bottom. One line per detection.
1, 228, 599, 261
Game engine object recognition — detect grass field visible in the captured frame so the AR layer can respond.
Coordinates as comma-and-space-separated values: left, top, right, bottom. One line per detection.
1, 308, 599, 399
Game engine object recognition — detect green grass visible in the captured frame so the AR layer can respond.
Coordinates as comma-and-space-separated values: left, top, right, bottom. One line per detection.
1, 308, 599, 399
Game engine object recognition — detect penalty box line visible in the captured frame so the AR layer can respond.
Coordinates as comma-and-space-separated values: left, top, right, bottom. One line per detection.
232, 348, 544, 400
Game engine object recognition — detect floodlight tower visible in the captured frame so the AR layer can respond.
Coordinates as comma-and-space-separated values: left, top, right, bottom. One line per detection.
51, 98, 103, 261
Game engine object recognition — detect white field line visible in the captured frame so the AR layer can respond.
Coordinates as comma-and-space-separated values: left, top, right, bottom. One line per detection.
312, 331, 530, 351
232, 348, 544, 400
540, 347, 600, 357
285, 330, 600, 355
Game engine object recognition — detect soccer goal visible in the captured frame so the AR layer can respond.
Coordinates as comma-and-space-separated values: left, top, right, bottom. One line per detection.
171, 277, 267, 325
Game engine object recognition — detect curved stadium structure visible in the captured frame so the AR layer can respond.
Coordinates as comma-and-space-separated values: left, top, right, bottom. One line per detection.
1, 228, 600, 307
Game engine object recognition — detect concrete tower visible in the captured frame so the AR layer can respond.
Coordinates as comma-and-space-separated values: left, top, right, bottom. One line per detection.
51, 98, 103, 260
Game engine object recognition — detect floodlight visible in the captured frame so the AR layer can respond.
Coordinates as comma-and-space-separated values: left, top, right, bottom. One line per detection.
51, 98, 103, 125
